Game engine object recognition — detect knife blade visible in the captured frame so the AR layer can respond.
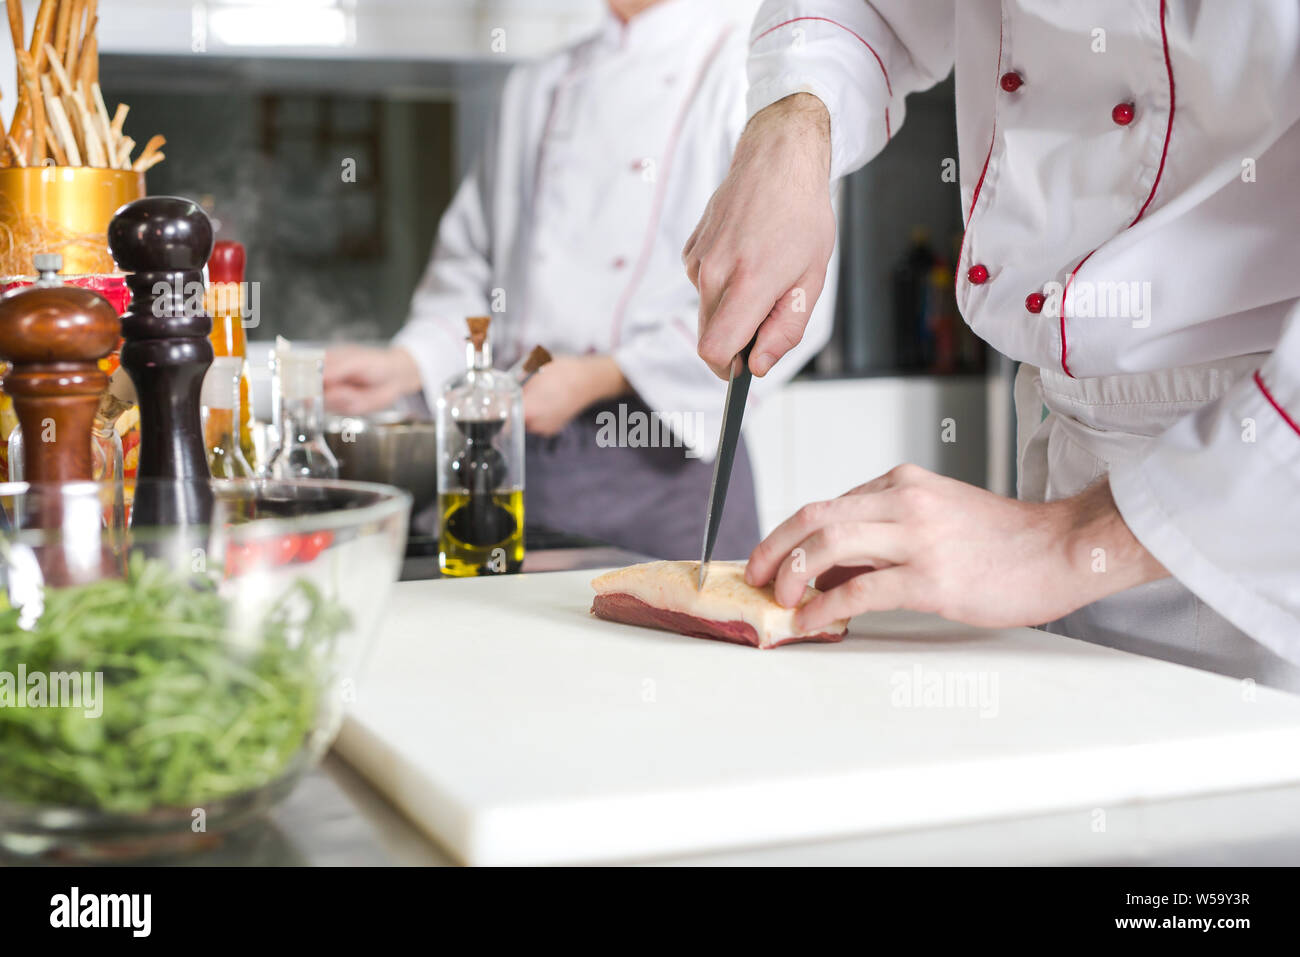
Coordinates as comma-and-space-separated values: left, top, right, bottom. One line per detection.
697, 336, 756, 590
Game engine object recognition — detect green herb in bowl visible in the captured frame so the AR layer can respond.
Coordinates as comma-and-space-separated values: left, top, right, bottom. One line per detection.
0, 553, 351, 814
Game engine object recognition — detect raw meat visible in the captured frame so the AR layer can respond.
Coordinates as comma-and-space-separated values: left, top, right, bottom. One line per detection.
590, 561, 848, 649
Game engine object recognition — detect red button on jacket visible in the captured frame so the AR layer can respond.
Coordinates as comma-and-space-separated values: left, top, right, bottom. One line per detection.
968, 264, 989, 285
1025, 292, 1046, 314
999, 71, 1023, 93
1111, 102, 1135, 126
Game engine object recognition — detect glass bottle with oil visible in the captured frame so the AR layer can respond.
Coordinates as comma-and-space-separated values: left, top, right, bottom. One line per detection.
201, 356, 256, 479
437, 316, 524, 576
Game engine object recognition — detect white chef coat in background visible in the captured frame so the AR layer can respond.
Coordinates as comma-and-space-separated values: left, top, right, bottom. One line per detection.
394, 0, 837, 461
747, 0, 1300, 678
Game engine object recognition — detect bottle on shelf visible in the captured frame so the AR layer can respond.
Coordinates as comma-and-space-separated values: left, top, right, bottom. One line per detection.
266, 343, 339, 481
891, 226, 937, 372
201, 355, 256, 479
206, 240, 258, 469
436, 316, 525, 577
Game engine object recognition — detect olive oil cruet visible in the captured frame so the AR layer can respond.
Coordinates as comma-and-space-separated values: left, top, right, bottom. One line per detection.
436, 316, 524, 576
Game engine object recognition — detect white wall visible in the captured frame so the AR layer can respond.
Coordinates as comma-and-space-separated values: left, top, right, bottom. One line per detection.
744, 376, 993, 535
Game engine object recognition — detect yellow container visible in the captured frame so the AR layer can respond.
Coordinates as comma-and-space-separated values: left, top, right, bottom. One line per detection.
0, 167, 146, 277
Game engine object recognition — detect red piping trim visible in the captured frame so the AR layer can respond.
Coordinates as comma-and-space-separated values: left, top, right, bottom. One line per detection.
609, 25, 734, 348
954, 19, 1003, 289
1059, 0, 1175, 377
753, 16, 893, 139
1255, 370, 1300, 439
1128, 2, 1176, 228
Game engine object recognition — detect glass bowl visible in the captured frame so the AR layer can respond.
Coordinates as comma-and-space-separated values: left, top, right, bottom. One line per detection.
0, 478, 410, 861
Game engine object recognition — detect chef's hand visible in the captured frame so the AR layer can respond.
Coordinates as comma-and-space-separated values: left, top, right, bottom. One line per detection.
523, 354, 629, 437
324, 345, 421, 415
747, 465, 1170, 633
683, 93, 836, 379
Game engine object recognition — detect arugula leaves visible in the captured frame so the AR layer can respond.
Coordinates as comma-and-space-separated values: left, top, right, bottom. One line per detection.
0, 553, 351, 813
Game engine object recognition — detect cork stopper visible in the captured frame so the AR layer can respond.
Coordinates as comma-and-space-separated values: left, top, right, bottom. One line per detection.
466, 316, 490, 349
521, 345, 552, 376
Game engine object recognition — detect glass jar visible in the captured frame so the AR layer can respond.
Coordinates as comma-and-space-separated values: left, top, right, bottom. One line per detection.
266, 345, 339, 481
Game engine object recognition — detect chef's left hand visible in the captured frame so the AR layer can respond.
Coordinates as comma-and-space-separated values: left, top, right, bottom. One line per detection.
747, 464, 1169, 632
523, 354, 629, 437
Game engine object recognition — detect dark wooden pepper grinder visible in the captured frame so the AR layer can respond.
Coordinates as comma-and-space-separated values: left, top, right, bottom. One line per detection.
0, 284, 122, 583
108, 197, 216, 528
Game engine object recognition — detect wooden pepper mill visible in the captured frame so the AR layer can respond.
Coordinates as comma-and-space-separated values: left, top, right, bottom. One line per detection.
0, 283, 122, 584
0, 285, 121, 482
108, 196, 216, 528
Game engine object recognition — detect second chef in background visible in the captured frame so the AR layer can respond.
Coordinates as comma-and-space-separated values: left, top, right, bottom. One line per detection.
324, 0, 837, 560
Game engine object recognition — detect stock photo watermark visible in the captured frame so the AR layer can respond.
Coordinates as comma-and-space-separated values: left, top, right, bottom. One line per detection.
594, 404, 706, 458
50, 887, 151, 937
890, 665, 1000, 719
1043, 279, 1152, 328
0, 665, 103, 718
150, 277, 261, 329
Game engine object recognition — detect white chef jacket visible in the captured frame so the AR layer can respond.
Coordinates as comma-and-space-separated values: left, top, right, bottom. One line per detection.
748, 0, 1300, 666
394, 0, 837, 461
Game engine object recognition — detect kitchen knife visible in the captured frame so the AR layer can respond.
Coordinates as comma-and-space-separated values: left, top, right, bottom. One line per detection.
697, 336, 756, 590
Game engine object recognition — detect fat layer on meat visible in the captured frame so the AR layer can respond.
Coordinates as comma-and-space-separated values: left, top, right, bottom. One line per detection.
590, 561, 849, 649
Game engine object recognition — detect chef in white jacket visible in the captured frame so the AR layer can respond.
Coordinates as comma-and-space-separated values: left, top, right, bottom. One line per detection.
684, 0, 1300, 689
326, 0, 835, 559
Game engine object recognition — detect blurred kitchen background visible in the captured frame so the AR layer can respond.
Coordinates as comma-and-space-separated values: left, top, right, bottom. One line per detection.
1, 0, 1016, 531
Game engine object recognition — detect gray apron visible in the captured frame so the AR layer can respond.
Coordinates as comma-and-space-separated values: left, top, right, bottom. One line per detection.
525, 396, 760, 561
1016, 357, 1300, 693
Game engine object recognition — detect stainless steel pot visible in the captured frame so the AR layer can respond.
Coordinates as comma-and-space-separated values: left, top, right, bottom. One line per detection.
325, 414, 438, 515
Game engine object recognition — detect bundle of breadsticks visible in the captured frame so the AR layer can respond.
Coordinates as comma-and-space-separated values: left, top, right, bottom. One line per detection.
1, 0, 163, 171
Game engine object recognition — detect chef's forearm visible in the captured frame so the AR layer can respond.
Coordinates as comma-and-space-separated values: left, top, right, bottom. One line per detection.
1060, 478, 1170, 600
737, 94, 831, 179
587, 355, 630, 404
391, 346, 424, 395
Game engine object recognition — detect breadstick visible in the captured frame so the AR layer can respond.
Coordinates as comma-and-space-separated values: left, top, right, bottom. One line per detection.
46, 87, 81, 166
60, 94, 83, 153
43, 42, 74, 94
6, 0, 24, 51
44, 124, 68, 166
64, 0, 85, 81
75, 15, 96, 92
139, 133, 166, 153
134, 150, 164, 173
135, 134, 165, 166
6, 136, 26, 167
115, 135, 135, 170
76, 18, 96, 92
54, 0, 74, 61
16, 51, 46, 165
29, 0, 58, 69
82, 0, 98, 82
67, 88, 104, 167
7, 0, 29, 146
41, 75, 72, 164
91, 82, 114, 163
110, 102, 128, 138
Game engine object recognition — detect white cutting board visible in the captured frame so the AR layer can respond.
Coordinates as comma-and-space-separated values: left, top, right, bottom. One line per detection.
335, 569, 1300, 865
